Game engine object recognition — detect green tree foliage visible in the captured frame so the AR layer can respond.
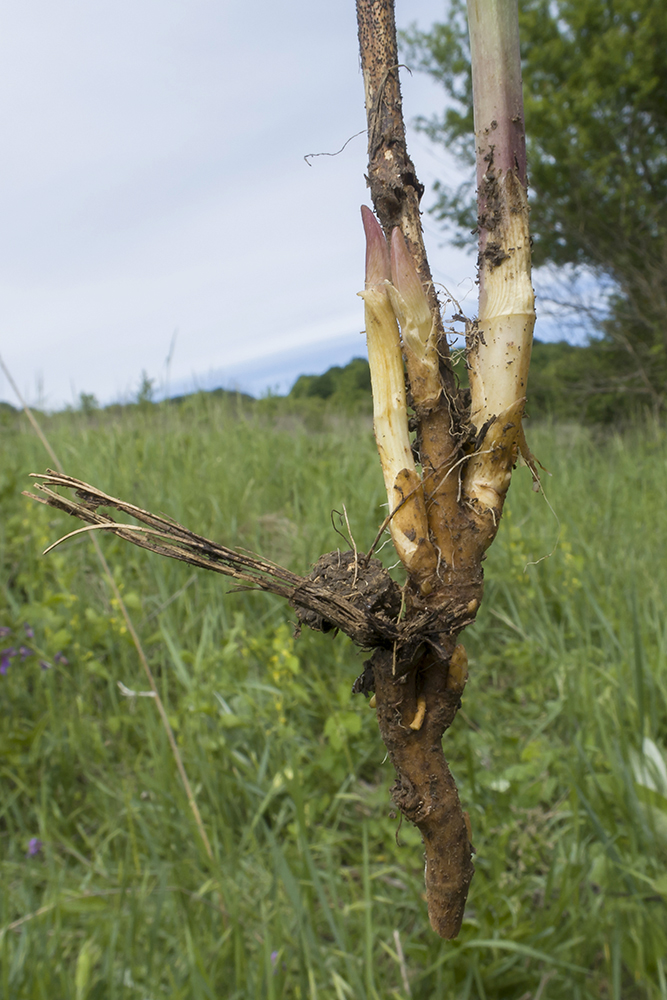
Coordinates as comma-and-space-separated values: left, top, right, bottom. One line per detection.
290, 357, 372, 409
78, 392, 98, 416
526, 339, 638, 423
404, 0, 667, 415
290, 351, 609, 423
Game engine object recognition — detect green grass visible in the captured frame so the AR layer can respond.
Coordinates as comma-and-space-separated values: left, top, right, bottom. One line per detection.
2, 397, 667, 998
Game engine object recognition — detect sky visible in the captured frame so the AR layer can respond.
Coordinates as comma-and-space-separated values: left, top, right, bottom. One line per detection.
0, 0, 563, 411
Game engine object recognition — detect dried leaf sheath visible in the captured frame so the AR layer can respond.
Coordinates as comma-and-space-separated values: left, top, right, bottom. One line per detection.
25, 473, 402, 649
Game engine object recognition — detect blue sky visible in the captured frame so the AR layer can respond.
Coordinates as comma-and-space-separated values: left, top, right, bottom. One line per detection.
0, 1, 569, 410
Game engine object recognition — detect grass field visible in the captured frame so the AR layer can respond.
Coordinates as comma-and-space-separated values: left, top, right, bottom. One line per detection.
2, 394, 667, 998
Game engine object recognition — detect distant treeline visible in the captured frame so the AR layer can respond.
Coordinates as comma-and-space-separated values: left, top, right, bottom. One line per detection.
289, 341, 656, 424
290, 358, 372, 409
0, 340, 653, 426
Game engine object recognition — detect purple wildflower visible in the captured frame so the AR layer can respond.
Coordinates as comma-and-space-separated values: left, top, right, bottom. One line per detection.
1, 648, 16, 674
39, 660, 52, 671
270, 950, 279, 972
54, 652, 69, 665
18, 646, 31, 661
0, 626, 11, 637
26, 838, 43, 857
23, 624, 34, 639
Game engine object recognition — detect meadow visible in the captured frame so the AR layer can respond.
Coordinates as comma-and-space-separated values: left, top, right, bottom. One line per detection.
2, 391, 667, 999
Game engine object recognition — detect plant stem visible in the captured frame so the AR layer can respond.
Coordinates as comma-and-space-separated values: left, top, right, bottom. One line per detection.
355, 0, 453, 382
464, 0, 536, 510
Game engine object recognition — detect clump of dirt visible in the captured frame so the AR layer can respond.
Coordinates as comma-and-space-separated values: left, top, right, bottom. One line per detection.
293, 550, 402, 635
482, 240, 510, 268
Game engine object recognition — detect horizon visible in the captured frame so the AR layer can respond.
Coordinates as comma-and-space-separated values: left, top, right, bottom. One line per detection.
2, 331, 591, 414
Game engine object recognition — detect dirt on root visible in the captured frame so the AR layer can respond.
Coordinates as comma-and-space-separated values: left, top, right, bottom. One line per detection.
293, 550, 402, 636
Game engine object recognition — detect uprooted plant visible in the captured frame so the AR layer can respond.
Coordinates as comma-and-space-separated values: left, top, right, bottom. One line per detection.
26, 0, 535, 939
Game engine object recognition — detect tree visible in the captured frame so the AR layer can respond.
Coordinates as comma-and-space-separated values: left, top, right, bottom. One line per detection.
404, 0, 667, 414
29, 0, 535, 939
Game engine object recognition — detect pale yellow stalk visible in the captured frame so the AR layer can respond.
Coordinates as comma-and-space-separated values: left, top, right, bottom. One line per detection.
463, 172, 535, 511
359, 207, 437, 585
462, 0, 536, 514
386, 228, 441, 409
